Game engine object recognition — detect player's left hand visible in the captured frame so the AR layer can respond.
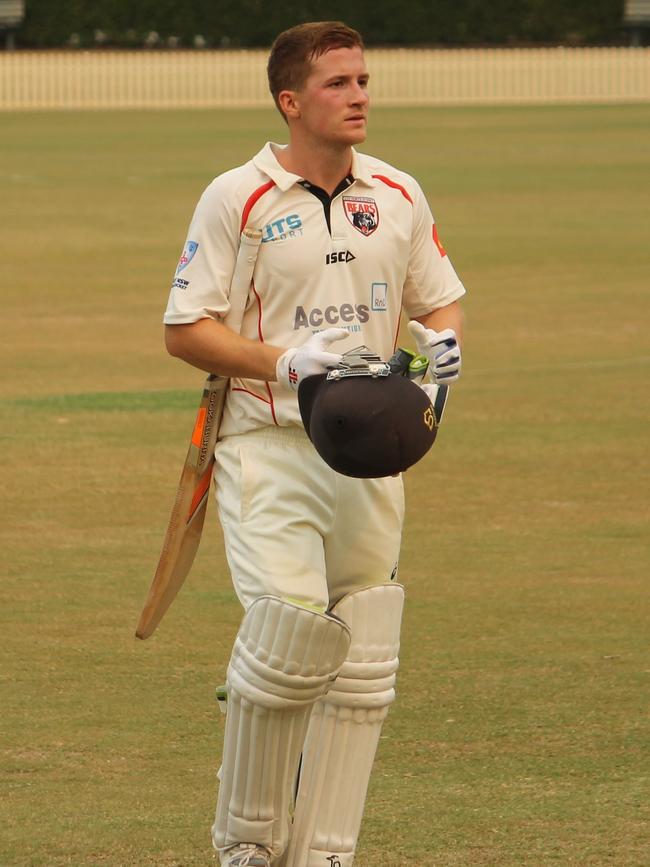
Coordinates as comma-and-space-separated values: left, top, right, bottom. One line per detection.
407, 320, 462, 384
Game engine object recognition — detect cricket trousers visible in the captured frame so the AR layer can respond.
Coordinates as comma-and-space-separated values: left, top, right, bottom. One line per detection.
213, 425, 405, 610
212, 426, 406, 864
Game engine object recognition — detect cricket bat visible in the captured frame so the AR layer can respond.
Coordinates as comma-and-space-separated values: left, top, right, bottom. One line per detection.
135, 375, 227, 639
135, 227, 262, 640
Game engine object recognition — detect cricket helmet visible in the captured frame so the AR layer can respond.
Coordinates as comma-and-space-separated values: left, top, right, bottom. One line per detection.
298, 348, 439, 479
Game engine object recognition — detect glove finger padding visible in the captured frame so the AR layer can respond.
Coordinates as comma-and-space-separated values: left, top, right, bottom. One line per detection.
276, 328, 349, 392
430, 327, 458, 352
407, 320, 461, 384
433, 346, 461, 380
312, 327, 349, 349
406, 319, 429, 348
408, 321, 457, 353
434, 345, 460, 365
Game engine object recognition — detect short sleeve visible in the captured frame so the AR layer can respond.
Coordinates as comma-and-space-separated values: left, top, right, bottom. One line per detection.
402, 183, 466, 319
163, 178, 240, 325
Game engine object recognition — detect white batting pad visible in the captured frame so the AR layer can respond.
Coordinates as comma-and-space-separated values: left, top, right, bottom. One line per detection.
212, 596, 351, 860
281, 583, 405, 867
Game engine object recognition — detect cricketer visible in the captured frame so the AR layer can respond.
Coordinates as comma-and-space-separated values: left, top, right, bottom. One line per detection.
163, 21, 465, 866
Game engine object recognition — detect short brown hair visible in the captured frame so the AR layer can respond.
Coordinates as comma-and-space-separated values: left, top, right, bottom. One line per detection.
267, 22, 364, 117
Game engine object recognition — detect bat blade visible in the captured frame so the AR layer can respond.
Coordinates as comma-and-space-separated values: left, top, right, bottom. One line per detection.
135, 374, 227, 640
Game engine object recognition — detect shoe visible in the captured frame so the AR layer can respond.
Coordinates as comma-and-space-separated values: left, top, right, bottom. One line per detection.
223, 843, 272, 866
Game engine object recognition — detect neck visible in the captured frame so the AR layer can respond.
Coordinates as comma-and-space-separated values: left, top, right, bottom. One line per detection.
273, 139, 353, 195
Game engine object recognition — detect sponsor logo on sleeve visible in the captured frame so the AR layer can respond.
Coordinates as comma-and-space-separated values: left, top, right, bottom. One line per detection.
172, 277, 189, 291
343, 196, 379, 236
176, 240, 199, 273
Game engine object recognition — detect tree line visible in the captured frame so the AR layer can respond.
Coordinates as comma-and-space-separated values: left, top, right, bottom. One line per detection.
12, 0, 629, 49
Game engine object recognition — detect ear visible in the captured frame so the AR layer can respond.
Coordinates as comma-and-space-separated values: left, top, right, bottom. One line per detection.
277, 89, 301, 120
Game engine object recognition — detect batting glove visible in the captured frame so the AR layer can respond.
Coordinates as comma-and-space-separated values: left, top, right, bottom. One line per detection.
407, 320, 462, 384
276, 328, 349, 391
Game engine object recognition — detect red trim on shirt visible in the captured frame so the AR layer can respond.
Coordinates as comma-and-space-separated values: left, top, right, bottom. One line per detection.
250, 281, 279, 426
264, 382, 279, 425
240, 180, 275, 232
252, 281, 265, 343
433, 223, 447, 257
371, 174, 414, 205
231, 386, 271, 405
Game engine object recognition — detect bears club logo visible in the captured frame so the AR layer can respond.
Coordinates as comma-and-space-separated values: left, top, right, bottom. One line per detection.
342, 196, 379, 236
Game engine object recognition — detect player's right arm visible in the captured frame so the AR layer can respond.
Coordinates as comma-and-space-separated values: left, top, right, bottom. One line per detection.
165, 318, 284, 381
166, 320, 348, 391
164, 172, 286, 381
164, 171, 346, 389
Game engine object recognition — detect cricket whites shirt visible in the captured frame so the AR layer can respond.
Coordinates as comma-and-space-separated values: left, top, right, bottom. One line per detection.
164, 142, 466, 437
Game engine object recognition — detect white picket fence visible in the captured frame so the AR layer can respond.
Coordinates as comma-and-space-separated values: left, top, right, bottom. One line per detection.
0, 47, 648, 110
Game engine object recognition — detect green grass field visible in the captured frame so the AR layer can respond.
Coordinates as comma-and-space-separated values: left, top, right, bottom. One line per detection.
1, 104, 649, 866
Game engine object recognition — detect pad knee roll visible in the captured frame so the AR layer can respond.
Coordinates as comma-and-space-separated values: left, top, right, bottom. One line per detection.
229, 595, 352, 708
326, 581, 404, 712
212, 596, 351, 858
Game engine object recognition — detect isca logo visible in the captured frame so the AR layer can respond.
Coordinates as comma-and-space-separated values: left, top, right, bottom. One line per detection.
326, 857, 342, 867
325, 250, 355, 265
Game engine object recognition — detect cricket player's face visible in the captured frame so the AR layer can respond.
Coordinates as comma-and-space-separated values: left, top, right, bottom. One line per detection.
295, 46, 369, 146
